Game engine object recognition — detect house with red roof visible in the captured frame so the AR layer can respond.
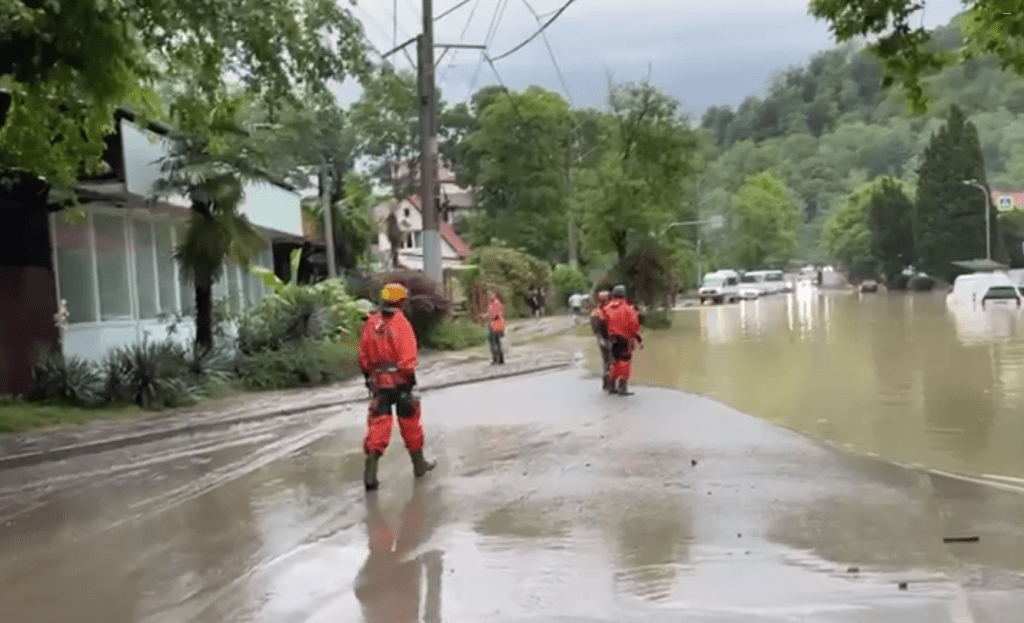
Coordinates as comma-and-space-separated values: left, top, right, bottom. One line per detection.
990, 189, 1024, 212
370, 194, 471, 272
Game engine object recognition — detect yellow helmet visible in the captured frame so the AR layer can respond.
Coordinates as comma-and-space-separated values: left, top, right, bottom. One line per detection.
381, 282, 408, 308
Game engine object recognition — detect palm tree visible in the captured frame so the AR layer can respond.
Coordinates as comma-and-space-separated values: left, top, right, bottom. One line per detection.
155, 134, 267, 352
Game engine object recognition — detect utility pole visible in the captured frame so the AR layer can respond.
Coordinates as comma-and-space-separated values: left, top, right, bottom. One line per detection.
384, 14, 483, 285
418, 15, 442, 284
320, 155, 337, 278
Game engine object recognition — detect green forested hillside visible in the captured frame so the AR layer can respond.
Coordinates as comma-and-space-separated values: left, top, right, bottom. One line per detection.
697, 15, 1024, 262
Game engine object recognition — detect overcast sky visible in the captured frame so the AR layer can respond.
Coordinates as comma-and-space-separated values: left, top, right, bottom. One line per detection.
339, 0, 965, 118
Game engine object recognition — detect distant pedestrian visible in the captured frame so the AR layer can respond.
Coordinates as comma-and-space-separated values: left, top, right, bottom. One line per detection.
535, 289, 546, 317
486, 291, 506, 365
568, 292, 585, 323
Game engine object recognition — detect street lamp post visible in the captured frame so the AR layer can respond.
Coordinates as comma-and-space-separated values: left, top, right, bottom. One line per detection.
964, 179, 992, 262
661, 215, 725, 285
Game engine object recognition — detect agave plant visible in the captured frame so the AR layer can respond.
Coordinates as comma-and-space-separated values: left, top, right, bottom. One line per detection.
30, 352, 103, 406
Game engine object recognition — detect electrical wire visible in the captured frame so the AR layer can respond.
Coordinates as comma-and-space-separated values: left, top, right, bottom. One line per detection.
490, 0, 578, 61
439, 0, 484, 85
464, 0, 511, 106
355, 3, 417, 70
484, 54, 527, 123
435, 0, 475, 21
521, 0, 572, 105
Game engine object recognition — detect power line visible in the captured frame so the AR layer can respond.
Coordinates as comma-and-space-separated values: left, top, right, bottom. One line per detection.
484, 54, 527, 123
521, 0, 572, 105
465, 0, 511, 106
490, 0, 578, 61
435, 0, 475, 21
439, 0, 484, 85
354, 3, 416, 70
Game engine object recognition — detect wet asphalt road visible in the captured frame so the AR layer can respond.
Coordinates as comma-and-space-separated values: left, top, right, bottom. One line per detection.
1, 367, 1023, 622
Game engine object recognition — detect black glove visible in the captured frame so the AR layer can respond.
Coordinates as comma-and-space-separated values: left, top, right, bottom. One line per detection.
407, 372, 417, 388
635, 334, 643, 345
363, 370, 371, 389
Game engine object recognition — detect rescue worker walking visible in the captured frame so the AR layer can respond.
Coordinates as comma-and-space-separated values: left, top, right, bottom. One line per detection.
487, 291, 506, 365
358, 283, 436, 491
590, 290, 612, 391
603, 285, 642, 395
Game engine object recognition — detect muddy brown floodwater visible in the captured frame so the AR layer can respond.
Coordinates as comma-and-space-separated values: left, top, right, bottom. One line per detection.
630, 285, 1024, 486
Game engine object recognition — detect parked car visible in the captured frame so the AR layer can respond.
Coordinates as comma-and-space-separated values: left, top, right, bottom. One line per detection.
698, 270, 740, 304
860, 279, 878, 293
738, 285, 761, 300
947, 272, 1022, 308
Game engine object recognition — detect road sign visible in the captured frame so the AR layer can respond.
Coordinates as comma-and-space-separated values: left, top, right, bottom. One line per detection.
708, 214, 725, 230
998, 196, 1014, 211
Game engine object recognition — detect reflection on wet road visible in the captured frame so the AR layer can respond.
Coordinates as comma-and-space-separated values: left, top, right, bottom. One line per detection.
1, 368, 1023, 621
631, 288, 1024, 483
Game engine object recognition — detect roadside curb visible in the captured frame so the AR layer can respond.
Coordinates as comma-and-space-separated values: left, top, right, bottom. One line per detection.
0, 359, 574, 471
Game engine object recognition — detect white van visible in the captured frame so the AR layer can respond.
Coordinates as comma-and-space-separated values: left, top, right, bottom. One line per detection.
699, 270, 740, 304
947, 272, 1023, 308
742, 270, 786, 295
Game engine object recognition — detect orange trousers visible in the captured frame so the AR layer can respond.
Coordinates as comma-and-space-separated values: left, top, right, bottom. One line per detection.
608, 337, 635, 382
363, 388, 425, 455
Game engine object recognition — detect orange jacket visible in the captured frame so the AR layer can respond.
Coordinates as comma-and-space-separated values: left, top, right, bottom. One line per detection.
358, 310, 418, 389
603, 299, 641, 340
488, 298, 506, 333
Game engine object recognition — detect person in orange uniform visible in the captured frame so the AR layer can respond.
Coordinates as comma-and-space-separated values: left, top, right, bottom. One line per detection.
603, 284, 642, 395
590, 290, 612, 390
358, 282, 436, 491
487, 291, 506, 365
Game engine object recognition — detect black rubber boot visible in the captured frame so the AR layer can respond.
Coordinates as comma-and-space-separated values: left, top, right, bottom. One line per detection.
410, 449, 436, 478
364, 452, 381, 491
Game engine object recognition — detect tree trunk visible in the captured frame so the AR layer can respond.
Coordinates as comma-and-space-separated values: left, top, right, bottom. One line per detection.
195, 284, 214, 352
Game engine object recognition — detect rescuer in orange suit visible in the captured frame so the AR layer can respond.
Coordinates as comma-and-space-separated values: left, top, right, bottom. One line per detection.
358, 282, 436, 491
486, 291, 506, 365
603, 284, 642, 395
590, 290, 612, 390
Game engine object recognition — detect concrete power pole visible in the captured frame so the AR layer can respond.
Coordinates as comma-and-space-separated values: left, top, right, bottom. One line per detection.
418, 0, 442, 285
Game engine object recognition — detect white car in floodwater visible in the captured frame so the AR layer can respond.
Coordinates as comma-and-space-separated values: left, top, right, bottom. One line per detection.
699, 270, 740, 304
947, 272, 1022, 308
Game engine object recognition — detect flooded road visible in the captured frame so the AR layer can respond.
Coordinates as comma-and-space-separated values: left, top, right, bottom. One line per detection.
631, 286, 1024, 484
1, 368, 1024, 621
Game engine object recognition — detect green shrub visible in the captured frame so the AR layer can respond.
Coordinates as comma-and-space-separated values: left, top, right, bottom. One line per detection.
643, 308, 673, 330
908, 275, 936, 291
369, 270, 450, 343
552, 264, 590, 308
461, 246, 552, 317
234, 341, 360, 391
237, 278, 370, 354
425, 320, 488, 350
30, 352, 104, 406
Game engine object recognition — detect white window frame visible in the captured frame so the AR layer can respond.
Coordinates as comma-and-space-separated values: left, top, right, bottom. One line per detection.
51, 206, 189, 328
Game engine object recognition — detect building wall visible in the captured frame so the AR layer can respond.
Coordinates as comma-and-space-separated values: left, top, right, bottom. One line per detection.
51, 205, 275, 362
120, 119, 303, 236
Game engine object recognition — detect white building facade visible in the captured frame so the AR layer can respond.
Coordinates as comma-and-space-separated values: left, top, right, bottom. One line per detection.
51, 118, 303, 362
